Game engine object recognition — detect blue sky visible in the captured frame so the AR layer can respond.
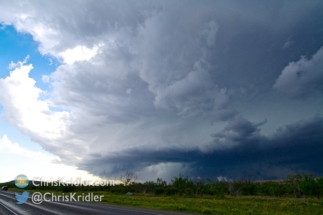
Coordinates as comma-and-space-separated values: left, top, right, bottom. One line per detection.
0, 25, 58, 90
0, 25, 54, 151
0, 1, 322, 182
0, 25, 102, 182
0, 26, 41, 151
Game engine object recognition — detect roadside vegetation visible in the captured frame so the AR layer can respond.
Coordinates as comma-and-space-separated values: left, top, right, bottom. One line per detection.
3, 173, 323, 198
1, 173, 323, 214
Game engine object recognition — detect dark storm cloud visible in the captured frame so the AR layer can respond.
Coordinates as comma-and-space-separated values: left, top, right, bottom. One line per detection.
208, 117, 267, 149
80, 115, 323, 180
210, 1, 323, 95
1, 1, 323, 180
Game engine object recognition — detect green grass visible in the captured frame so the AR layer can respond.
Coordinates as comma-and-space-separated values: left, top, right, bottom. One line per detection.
10, 188, 323, 215
98, 194, 323, 215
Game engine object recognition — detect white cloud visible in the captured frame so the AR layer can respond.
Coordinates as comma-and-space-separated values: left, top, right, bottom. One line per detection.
0, 135, 104, 183
0, 58, 91, 164
0, 60, 70, 140
0, 134, 59, 162
8, 55, 29, 69
59, 45, 100, 64
274, 47, 323, 98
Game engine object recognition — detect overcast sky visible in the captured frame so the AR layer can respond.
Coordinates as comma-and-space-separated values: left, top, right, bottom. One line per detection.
0, 0, 322, 182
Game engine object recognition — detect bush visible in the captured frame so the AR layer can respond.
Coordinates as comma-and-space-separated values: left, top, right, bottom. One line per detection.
257, 181, 287, 197
110, 187, 123, 194
154, 187, 165, 195
208, 182, 227, 197
299, 174, 318, 197
241, 181, 256, 195
61, 185, 75, 192
165, 187, 178, 195
171, 174, 194, 195
316, 177, 323, 198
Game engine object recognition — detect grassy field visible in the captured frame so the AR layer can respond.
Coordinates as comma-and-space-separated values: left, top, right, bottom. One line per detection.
99, 194, 323, 215
10, 188, 323, 215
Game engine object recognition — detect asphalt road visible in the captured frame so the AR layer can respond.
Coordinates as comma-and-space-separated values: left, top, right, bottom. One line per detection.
0, 191, 195, 215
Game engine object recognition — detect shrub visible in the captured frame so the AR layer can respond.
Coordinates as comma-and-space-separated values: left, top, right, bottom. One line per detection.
154, 187, 165, 195
299, 174, 318, 197
165, 187, 178, 195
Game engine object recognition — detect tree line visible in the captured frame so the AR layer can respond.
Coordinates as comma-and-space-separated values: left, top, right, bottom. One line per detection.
2, 173, 323, 198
